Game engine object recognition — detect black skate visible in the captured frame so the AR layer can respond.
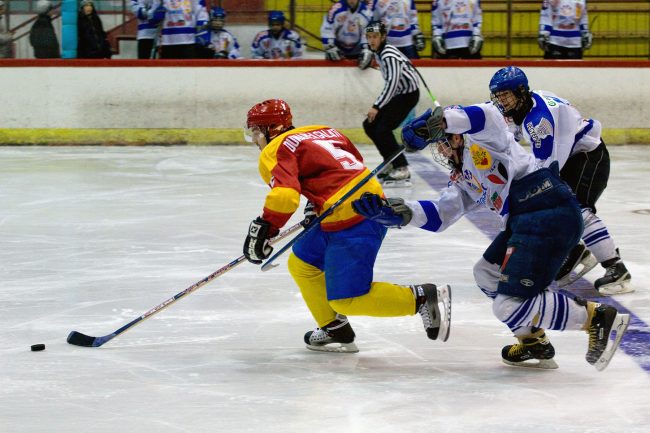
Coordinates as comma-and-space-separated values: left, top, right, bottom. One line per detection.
380, 166, 412, 188
594, 261, 634, 295
585, 302, 630, 371
304, 314, 358, 353
554, 240, 598, 287
501, 329, 558, 369
412, 284, 451, 342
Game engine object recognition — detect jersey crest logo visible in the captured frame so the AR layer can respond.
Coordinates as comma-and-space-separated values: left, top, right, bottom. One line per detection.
470, 143, 492, 169
526, 117, 553, 148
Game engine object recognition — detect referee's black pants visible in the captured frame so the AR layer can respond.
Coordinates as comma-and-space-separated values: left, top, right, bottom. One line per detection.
363, 90, 419, 169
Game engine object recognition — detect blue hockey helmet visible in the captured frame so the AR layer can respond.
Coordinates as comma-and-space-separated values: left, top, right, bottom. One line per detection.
210, 7, 226, 20
489, 67, 532, 120
489, 67, 529, 94
268, 10, 286, 26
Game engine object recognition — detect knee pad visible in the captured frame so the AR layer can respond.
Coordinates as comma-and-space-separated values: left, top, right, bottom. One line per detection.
492, 294, 521, 324
473, 256, 500, 298
581, 207, 598, 227
287, 253, 321, 281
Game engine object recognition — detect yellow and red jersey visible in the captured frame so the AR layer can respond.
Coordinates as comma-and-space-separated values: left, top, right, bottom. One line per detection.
258, 125, 384, 233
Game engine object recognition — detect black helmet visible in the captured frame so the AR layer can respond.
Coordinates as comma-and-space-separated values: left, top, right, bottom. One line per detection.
365, 20, 387, 35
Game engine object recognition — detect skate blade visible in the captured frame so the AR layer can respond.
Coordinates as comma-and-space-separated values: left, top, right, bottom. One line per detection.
502, 358, 559, 370
437, 284, 452, 342
556, 252, 598, 287
306, 342, 359, 353
381, 179, 412, 188
594, 313, 630, 371
598, 279, 635, 296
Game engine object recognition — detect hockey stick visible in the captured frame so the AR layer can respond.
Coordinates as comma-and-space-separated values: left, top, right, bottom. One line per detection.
67, 222, 303, 348
411, 65, 440, 107
260, 146, 405, 272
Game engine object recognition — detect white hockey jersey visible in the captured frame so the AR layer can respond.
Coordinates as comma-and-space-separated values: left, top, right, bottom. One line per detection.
131, 0, 158, 40
320, 0, 371, 55
511, 90, 602, 170
408, 103, 537, 231
431, 0, 482, 50
207, 29, 241, 59
149, 0, 208, 46
250, 29, 303, 59
539, 0, 589, 48
371, 0, 421, 48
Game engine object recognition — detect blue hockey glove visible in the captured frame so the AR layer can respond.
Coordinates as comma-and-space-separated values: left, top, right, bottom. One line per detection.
352, 193, 412, 228
401, 108, 434, 152
243, 217, 275, 264
150, 5, 166, 25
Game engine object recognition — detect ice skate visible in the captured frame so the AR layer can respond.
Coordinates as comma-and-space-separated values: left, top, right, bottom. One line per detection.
594, 261, 634, 295
501, 329, 558, 369
554, 240, 598, 287
304, 314, 358, 353
412, 283, 451, 342
380, 166, 412, 188
585, 302, 630, 371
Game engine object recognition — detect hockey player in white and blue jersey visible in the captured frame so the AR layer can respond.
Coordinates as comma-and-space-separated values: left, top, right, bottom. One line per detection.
149, 0, 208, 59
197, 7, 240, 59
320, 0, 372, 68
371, 0, 424, 59
538, 0, 592, 59
251, 11, 303, 59
353, 103, 630, 371
489, 66, 633, 296
431, 0, 483, 59
131, 0, 157, 59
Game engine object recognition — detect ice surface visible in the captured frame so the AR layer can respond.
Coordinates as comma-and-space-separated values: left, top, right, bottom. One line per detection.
1, 145, 649, 433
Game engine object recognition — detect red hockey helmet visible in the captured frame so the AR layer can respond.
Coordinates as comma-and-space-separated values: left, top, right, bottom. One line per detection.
245, 99, 293, 142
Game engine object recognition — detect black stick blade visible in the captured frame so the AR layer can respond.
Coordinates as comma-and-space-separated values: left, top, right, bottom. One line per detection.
67, 331, 97, 347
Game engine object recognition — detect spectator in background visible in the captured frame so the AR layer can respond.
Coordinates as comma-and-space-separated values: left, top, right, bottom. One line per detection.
538, 0, 592, 59
320, 0, 372, 69
370, 0, 424, 59
131, 0, 157, 59
0, 0, 13, 58
431, 0, 483, 59
251, 11, 303, 59
196, 7, 241, 59
77, 0, 112, 58
30, 0, 60, 58
148, 0, 208, 59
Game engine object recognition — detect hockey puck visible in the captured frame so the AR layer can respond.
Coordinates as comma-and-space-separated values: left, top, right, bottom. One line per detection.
30, 344, 45, 352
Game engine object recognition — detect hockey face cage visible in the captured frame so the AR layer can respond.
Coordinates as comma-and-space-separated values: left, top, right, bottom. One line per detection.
489, 66, 531, 118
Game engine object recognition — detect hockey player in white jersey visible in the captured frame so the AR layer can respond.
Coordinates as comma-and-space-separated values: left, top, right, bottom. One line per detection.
196, 7, 241, 59
431, 0, 483, 59
149, 0, 208, 59
130, 0, 157, 59
353, 103, 630, 371
320, 0, 373, 69
251, 11, 303, 59
538, 0, 592, 59
489, 66, 633, 295
371, 0, 424, 59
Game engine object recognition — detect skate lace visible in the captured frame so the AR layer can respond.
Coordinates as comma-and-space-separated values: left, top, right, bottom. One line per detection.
418, 304, 433, 328
508, 343, 528, 357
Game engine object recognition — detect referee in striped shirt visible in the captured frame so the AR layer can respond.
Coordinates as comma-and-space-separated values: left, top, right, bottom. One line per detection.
363, 20, 420, 186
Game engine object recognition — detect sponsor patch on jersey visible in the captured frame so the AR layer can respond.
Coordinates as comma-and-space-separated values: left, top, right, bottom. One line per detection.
520, 279, 534, 287
490, 192, 503, 211
470, 144, 492, 169
487, 174, 505, 185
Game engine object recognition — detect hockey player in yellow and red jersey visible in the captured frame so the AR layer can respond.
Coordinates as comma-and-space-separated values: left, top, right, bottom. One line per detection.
242, 99, 451, 353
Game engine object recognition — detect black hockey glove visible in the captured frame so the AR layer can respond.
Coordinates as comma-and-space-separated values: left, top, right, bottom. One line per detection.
351, 192, 412, 228
243, 217, 274, 264
301, 201, 317, 228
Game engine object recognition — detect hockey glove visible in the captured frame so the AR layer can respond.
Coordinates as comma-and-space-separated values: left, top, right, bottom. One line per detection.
301, 201, 317, 228
150, 5, 166, 25
324, 44, 341, 61
352, 193, 412, 228
468, 35, 483, 55
432, 35, 446, 56
358, 47, 372, 70
214, 50, 229, 59
243, 217, 275, 264
413, 32, 426, 52
581, 32, 593, 50
537, 33, 549, 51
